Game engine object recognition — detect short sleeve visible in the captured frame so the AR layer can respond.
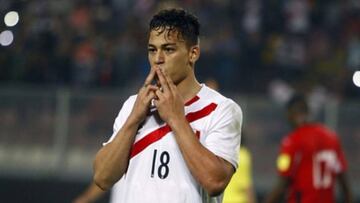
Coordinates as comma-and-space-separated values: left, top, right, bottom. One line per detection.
204, 99, 242, 169
324, 128, 348, 174
103, 96, 136, 145
277, 136, 297, 177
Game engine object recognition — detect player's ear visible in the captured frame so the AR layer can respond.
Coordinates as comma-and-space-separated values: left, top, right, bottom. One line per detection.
189, 45, 200, 64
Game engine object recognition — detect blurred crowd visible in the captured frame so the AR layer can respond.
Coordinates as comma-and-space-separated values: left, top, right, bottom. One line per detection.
0, 0, 359, 99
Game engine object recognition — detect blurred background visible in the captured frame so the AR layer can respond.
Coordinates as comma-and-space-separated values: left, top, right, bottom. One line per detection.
0, 0, 359, 202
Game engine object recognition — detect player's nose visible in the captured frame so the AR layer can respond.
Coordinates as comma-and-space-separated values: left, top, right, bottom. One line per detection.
155, 50, 165, 65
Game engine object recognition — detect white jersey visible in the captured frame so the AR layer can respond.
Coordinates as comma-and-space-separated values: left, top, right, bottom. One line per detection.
105, 84, 243, 203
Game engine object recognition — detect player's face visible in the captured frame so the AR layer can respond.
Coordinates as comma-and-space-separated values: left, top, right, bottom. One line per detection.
287, 108, 297, 127
148, 29, 196, 85
287, 107, 306, 128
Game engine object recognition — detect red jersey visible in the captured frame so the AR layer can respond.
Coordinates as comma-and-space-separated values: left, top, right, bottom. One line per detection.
277, 123, 347, 203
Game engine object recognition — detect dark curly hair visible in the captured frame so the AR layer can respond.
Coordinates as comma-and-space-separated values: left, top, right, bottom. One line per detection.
149, 8, 200, 47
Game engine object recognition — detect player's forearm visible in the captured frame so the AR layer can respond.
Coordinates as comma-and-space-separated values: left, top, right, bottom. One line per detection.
338, 173, 353, 203
170, 117, 233, 196
93, 118, 140, 190
73, 182, 105, 203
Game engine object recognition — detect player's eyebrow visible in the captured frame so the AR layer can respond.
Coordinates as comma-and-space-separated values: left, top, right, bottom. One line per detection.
162, 43, 176, 47
148, 43, 177, 48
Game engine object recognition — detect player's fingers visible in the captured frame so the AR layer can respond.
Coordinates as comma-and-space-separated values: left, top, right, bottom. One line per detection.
145, 84, 158, 93
156, 68, 170, 93
139, 85, 157, 101
154, 88, 164, 100
163, 71, 176, 92
143, 67, 157, 87
145, 90, 156, 103
140, 84, 157, 93
153, 90, 164, 108
153, 98, 159, 107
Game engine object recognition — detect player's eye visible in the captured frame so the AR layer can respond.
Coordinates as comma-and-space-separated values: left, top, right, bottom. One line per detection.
148, 48, 156, 54
164, 47, 175, 53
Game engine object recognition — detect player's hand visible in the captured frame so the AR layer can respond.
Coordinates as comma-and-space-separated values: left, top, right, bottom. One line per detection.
72, 196, 91, 203
129, 67, 159, 123
153, 68, 185, 126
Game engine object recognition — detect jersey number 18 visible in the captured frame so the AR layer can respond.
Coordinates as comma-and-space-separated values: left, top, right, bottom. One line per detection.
151, 149, 170, 179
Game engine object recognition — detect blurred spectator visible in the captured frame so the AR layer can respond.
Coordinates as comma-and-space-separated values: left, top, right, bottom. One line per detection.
0, 0, 359, 98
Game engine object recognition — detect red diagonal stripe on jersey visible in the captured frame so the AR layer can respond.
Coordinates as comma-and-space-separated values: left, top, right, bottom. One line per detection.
130, 103, 217, 158
185, 95, 199, 106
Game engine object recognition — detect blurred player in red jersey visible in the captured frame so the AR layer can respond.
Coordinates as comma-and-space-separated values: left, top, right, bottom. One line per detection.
264, 94, 353, 203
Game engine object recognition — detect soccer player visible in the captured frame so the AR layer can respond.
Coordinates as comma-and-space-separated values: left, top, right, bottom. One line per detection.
93, 8, 243, 203
264, 94, 353, 203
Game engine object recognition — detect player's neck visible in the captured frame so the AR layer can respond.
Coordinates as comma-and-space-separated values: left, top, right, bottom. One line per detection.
177, 72, 201, 103
293, 120, 308, 129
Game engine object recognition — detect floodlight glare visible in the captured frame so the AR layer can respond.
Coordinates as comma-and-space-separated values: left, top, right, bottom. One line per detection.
353, 71, 360, 88
4, 11, 19, 27
0, 30, 14, 46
